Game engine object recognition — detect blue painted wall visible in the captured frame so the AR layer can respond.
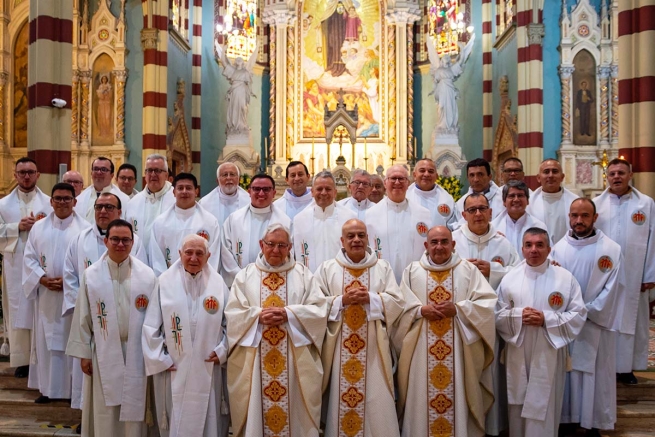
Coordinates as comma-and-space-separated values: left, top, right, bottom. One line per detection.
543, 0, 563, 160
124, 3, 145, 188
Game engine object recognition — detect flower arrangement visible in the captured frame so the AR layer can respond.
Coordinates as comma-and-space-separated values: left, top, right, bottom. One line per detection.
437, 175, 463, 201
239, 174, 252, 189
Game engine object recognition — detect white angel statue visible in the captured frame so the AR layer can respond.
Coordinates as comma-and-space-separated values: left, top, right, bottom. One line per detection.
215, 42, 259, 135
427, 34, 476, 133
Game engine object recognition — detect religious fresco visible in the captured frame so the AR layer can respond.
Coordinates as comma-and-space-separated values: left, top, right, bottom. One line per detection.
92, 53, 115, 145
301, 0, 381, 138
428, 0, 460, 55
13, 21, 28, 148
572, 49, 597, 145
222, 0, 257, 59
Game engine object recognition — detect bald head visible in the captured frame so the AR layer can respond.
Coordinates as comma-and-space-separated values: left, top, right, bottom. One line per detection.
62, 170, 84, 196
341, 219, 369, 263
384, 165, 410, 203
424, 225, 456, 265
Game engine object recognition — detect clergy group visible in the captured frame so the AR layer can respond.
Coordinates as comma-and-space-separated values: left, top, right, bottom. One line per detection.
0, 153, 652, 437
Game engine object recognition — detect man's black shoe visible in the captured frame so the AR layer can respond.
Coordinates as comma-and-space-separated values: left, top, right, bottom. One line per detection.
584, 428, 601, 437
14, 365, 29, 378
619, 372, 638, 384
34, 395, 50, 404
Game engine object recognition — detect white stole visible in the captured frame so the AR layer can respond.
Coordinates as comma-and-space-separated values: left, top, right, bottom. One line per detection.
158, 261, 227, 437
85, 254, 155, 421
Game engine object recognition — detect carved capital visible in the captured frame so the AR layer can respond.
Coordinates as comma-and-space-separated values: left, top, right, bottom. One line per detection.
79, 70, 92, 83
527, 23, 545, 45
559, 66, 575, 79
386, 8, 421, 25
141, 28, 159, 50
114, 70, 128, 82
262, 9, 296, 27
72, 70, 80, 82
0, 72, 8, 87
598, 66, 611, 79
610, 64, 618, 78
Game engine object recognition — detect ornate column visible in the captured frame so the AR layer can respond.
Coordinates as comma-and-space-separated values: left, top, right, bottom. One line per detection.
0, 73, 6, 147
559, 66, 574, 145
262, 9, 296, 165
267, 28, 276, 164
598, 66, 610, 146
79, 70, 92, 149
610, 64, 618, 146
114, 70, 128, 145
71, 71, 80, 145
407, 24, 415, 163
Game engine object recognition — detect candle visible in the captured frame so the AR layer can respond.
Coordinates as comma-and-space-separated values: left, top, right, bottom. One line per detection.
264, 137, 268, 162
311, 137, 315, 158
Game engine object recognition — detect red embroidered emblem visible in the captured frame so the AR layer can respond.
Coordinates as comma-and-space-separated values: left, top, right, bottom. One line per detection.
491, 256, 505, 267
416, 222, 429, 237
203, 296, 219, 314
548, 292, 564, 310
134, 294, 149, 312
597, 256, 613, 273
632, 210, 646, 226
35, 212, 47, 221
437, 204, 451, 217
196, 230, 210, 240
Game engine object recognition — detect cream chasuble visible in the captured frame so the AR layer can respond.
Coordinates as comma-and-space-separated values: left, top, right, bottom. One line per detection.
396, 253, 496, 437
337, 197, 372, 221
364, 197, 432, 283
314, 249, 405, 437
407, 183, 457, 229
199, 186, 250, 225
125, 182, 175, 249
226, 256, 327, 437
593, 187, 655, 371
148, 203, 222, 277
75, 184, 130, 224
526, 187, 579, 245
0, 187, 51, 366
23, 212, 90, 399
496, 261, 586, 436
552, 230, 623, 430
292, 201, 356, 272
66, 254, 156, 436
142, 260, 229, 437
273, 188, 314, 220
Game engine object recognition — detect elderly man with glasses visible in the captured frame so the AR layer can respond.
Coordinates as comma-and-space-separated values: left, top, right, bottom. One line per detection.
225, 223, 327, 437
337, 169, 374, 219
75, 157, 130, 224
364, 164, 432, 282
23, 183, 90, 404
0, 157, 52, 378
200, 162, 250, 226
62, 170, 85, 197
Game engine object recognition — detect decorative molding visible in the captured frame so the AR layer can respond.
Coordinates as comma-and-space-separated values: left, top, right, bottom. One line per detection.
527, 23, 545, 46
140, 28, 159, 50
169, 27, 191, 53
494, 24, 516, 51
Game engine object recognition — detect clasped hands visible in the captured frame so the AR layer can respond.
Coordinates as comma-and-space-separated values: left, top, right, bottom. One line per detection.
40, 276, 63, 292
259, 306, 288, 326
421, 302, 457, 321
522, 307, 545, 326
342, 286, 370, 306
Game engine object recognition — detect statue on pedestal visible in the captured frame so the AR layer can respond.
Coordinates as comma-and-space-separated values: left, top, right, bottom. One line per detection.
216, 42, 259, 136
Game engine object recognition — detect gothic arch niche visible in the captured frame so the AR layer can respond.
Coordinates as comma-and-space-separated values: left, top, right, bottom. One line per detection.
571, 49, 596, 145
92, 54, 115, 145
12, 20, 28, 149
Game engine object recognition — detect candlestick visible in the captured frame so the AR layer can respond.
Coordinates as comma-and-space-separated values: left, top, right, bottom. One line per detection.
351, 141, 355, 170
364, 137, 368, 172
264, 137, 268, 164
327, 142, 331, 170
311, 137, 315, 158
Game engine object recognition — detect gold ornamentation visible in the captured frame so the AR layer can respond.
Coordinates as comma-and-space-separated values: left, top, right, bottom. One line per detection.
346, 268, 366, 278
429, 318, 452, 338
263, 380, 287, 402
429, 364, 452, 390
345, 279, 364, 293
343, 333, 366, 355
429, 270, 451, 284
430, 393, 454, 414
341, 409, 364, 437
429, 416, 453, 437
429, 340, 453, 361
263, 273, 285, 292
263, 326, 286, 346
342, 357, 365, 384
263, 348, 286, 378
264, 404, 288, 434
263, 293, 285, 309
341, 387, 365, 408
344, 304, 367, 331
429, 286, 452, 304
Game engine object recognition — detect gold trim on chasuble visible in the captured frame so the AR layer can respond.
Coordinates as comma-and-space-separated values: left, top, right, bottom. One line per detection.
339, 268, 369, 437
427, 270, 455, 437
260, 272, 290, 436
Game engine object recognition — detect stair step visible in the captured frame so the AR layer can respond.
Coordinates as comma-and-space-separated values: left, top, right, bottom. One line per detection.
617, 373, 655, 402
0, 361, 39, 391
614, 401, 655, 432
0, 418, 78, 436
0, 390, 81, 423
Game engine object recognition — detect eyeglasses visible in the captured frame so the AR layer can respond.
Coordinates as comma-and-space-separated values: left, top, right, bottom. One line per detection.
108, 237, 133, 245
465, 206, 490, 215
92, 167, 111, 174
94, 204, 118, 212
118, 176, 135, 182
262, 240, 289, 250
503, 168, 524, 174
251, 186, 274, 193
145, 168, 167, 175
63, 180, 83, 185
182, 249, 207, 257
387, 177, 408, 183
350, 181, 371, 187
52, 196, 74, 203
219, 172, 238, 178
506, 193, 527, 200
16, 170, 37, 177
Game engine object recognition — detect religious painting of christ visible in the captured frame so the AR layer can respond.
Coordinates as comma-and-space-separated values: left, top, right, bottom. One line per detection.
302, 0, 381, 138
572, 49, 597, 145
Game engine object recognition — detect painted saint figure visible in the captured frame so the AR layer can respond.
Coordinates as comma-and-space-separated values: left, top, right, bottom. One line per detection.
344, 6, 362, 41
576, 80, 594, 136
96, 75, 112, 138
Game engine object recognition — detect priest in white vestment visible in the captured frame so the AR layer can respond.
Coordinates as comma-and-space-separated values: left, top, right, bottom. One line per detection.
496, 228, 587, 437
222, 174, 291, 285
0, 157, 52, 375
337, 169, 374, 220
455, 159, 505, 224
148, 173, 222, 277
593, 158, 655, 383
491, 181, 547, 259
225, 224, 327, 436
527, 159, 579, 245
397, 226, 496, 437
273, 161, 313, 219
497, 157, 534, 198
63, 193, 147, 409
314, 219, 405, 437
368, 175, 385, 204
199, 163, 249, 225
143, 234, 230, 437
23, 183, 90, 402
293, 171, 356, 272
67, 219, 157, 436
62, 170, 85, 197
552, 198, 623, 435
364, 165, 432, 282
407, 158, 456, 229
75, 157, 130, 225
125, 154, 175, 249
116, 164, 140, 199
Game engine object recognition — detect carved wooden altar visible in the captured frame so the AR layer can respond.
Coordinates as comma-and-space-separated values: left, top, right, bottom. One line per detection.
491, 76, 518, 184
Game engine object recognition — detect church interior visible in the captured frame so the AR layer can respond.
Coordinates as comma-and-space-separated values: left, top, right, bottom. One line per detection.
0, 0, 652, 200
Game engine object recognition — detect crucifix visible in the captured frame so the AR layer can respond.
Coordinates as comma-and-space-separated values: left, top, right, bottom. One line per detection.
592, 149, 610, 188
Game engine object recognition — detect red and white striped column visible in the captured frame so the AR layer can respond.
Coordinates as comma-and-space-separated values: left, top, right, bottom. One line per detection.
191, 0, 202, 182
482, 0, 493, 162
516, 0, 544, 189
617, 0, 655, 197
27, 0, 73, 188
141, 0, 169, 172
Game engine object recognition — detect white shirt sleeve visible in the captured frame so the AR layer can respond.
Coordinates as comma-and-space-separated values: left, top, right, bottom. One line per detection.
366, 292, 384, 321
238, 319, 263, 347
329, 295, 344, 321
284, 308, 313, 347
